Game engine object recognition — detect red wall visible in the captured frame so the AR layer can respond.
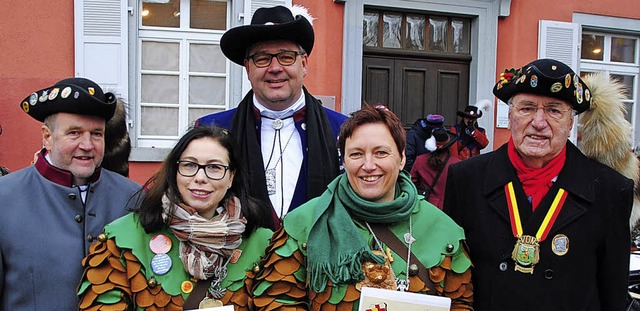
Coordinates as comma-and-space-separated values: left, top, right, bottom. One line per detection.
0, 0, 75, 174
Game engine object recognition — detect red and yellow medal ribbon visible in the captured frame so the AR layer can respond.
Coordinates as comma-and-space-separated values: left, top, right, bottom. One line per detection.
505, 182, 568, 242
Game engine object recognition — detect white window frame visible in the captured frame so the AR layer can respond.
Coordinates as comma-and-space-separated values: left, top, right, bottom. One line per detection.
573, 13, 640, 148
75, 0, 291, 161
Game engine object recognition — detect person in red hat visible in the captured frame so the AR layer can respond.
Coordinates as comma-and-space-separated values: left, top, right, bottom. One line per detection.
444, 58, 633, 310
0, 77, 141, 311
195, 5, 348, 229
450, 104, 489, 160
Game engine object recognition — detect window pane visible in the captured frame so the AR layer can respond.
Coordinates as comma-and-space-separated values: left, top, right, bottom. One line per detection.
141, 75, 179, 104
429, 17, 448, 52
405, 15, 425, 50
451, 19, 470, 54
611, 37, 637, 63
142, 0, 180, 28
189, 108, 222, 125
189, 76, 225, 105
581, 34, 604, 61
191, 0, 227, 30
611, 74, 635, 100
190, 43, 225, 73
141, 107, 179, 136
382, 13, 402, 49
142, 41, 180, 71
363, 12, 379, 47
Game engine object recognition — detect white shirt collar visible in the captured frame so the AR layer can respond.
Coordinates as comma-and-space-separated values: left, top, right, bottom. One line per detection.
253, 92, 305, 119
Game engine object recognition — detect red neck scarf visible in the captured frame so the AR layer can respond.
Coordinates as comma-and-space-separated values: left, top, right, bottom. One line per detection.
507, 139, 566, 210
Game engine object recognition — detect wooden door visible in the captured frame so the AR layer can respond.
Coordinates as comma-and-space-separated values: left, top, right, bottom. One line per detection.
363, 55, 469, 128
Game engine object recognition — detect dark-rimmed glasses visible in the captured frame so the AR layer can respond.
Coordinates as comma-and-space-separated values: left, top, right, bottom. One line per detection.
509, 103, 573, 120
246, 50, 303, 68
177, 160, 229, 180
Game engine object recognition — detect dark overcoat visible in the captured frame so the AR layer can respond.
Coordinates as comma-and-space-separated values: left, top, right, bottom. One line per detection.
444, 142, 633, 311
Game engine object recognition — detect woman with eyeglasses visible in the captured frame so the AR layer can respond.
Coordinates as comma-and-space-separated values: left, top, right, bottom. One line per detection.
78, 125, 274, 310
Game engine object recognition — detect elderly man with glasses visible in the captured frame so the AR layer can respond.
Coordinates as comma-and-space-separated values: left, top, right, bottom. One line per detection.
444, 58, 634, 310
196, 6, 347, 229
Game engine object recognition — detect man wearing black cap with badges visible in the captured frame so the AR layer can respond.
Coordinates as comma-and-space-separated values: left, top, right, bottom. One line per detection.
0, 78, 141, 310
443, 59, 633, 310
196, 5, 347, 228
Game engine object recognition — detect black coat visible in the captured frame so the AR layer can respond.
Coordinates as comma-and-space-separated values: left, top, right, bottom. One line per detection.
444, 142, 633, 311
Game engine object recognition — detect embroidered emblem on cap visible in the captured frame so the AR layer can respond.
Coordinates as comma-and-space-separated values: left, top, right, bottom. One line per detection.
576, 83, 584, 104
61, 87, 72, 99
585, 88, 591, 102
550, 82, 563, 93
39, 90, 48, 102
48, 88, 59, 101
530, 75, 538, 88
519, 74, 526, 84
74, 91, 80, 99
29, 93, 38, 106
565, 74, 571, 88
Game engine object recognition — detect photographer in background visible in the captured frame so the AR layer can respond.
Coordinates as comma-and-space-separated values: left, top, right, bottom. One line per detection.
450, 102, 490, 160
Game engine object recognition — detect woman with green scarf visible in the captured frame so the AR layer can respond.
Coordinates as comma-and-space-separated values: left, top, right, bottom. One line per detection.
253, 105, 473, 310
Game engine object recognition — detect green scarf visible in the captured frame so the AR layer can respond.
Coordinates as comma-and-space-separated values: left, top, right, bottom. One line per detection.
307, 171, 417, 292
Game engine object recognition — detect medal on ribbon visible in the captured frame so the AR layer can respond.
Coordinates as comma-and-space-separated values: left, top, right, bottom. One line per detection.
505, 182, 567, 274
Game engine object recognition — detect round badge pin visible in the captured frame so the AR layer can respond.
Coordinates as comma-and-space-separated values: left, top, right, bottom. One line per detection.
551, 234, 569, 256
22, 101, 29, 113
150, 253, 172, 275
29, 93, 38, 105
74, 91, 80, 99
550, 82, 563, 93
149, 234, 172, 254
181, 280, 194, 294
530, 75, 538, 88
61, 87, 72, 99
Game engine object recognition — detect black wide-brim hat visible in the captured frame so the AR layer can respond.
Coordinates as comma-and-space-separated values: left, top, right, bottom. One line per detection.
493, 58, 591, 114
433, 128, 458, 150
20, 77, 116, 122
220, 5, 315, 66
457, 106, 482, 119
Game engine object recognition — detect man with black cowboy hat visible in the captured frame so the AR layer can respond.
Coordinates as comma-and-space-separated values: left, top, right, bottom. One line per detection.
444, 58, 633, 310
0, 78, 140, 310
451, 103, 489, 160
196, 5, 347, 228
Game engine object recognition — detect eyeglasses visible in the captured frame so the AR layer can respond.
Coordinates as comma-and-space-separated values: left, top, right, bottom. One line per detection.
246, 50, 303, 68
510, 103, 573, 120
177, 160, 229, 180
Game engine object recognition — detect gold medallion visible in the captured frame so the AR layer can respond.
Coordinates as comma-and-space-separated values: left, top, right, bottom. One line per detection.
199, 297, 224, 308
511, 235, 540, 274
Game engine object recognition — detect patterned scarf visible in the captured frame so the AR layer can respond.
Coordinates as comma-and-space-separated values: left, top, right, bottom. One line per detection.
306, 171, 417, 292
507, 138, 566, 210
161, 195, 246, 280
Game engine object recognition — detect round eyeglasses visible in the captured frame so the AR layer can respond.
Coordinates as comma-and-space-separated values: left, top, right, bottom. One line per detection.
177, 160, 229, 180
510, 103, 573, 120
246, 50, 303, 68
